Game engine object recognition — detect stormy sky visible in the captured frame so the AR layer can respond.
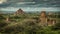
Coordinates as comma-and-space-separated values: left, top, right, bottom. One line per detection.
0, 0, 60, 12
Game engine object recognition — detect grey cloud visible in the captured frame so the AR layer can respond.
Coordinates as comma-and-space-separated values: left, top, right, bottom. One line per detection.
0, 0, 60, 9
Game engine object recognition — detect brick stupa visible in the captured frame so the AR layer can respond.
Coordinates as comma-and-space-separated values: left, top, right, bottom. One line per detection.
6, 17, 10, 22
39, 11, 47, 26
39, 11, 56, 26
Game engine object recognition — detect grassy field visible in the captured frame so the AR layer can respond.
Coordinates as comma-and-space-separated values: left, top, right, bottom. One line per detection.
0, 12, 60, 34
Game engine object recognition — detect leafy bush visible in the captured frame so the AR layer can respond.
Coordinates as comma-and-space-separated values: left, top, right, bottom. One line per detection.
52, 22, 60, 30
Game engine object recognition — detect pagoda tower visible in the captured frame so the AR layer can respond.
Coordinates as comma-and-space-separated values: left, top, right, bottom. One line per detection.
39, 11, 48, 26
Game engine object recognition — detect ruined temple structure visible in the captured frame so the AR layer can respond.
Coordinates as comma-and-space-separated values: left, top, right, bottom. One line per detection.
14, 9, 24, 16
39, 11, 56, 26
6, 17, 10, 22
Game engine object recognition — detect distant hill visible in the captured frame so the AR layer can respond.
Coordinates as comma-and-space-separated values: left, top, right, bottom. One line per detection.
0, 10, 60, 14
0, 11, 15, 14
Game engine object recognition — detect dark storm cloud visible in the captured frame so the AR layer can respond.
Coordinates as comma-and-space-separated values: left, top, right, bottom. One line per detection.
0, 0, 35, 7
0, 0, 60, 11
0, 0, 60, 7
33, 0, 60, 7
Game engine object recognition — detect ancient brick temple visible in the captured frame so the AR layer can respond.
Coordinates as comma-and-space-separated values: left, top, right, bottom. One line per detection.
14, 9, 24, 16
39, 11, 56, 26
6, 17, 10, 22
